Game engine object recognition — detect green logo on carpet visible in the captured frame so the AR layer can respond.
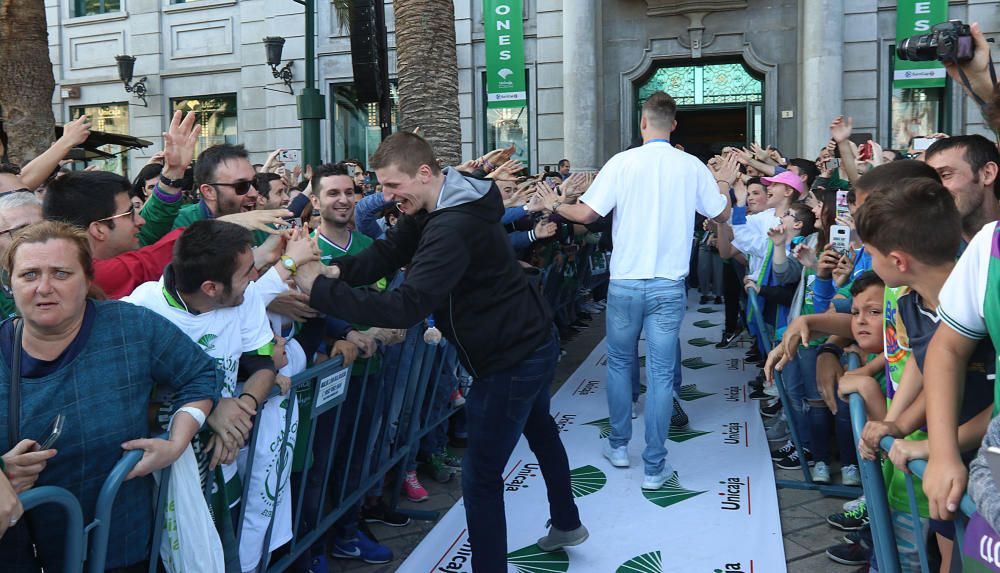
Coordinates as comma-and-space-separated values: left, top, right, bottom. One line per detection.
584, 417, 613, 439
570, 465, 606, 498
693, 320, 720, 328
697, 307, 720, 314
681, 357, 716, 370
642, 474, 706, 508
678, 384, 715, 401
506, 544, 569, 573
687, 337, 715, 347
617, 551, 662, 572
668, 426, 711, 442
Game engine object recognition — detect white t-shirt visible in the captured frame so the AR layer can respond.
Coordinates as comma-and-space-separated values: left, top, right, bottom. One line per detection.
123, 267, 288, 397
732, 207, 780, 280
580, 141, 728, 280
938, 221, 994, 340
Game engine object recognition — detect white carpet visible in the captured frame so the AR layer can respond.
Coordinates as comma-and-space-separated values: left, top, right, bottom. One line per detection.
399, 302, 785, 573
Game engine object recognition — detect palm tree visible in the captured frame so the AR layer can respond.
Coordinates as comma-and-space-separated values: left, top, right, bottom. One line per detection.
334, 0, 462, 166
0, 0, 56, 165
391, 0, 461, 165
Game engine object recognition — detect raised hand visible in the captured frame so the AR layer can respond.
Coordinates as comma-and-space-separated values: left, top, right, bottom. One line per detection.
59, 114, 92, 148
488, 159, 525, 181
218, 208, 293, 234
830, 115, 853, 144
534, 219, 558, 239
162, 110, 202, 180
942, 22, 995, 104
711, 152, 740, 186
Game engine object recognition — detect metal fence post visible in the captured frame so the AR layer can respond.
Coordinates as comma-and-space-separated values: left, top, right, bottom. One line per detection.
20, 486, 86, 573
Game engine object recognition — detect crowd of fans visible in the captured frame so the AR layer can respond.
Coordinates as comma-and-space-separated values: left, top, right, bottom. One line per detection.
1, 15, 1000, 573
695, 22, 1000, 572
0, 104, 610, 571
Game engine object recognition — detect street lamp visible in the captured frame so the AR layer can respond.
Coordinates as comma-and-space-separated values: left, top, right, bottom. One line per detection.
115, 55, 148, 107
263, 36, 295, 94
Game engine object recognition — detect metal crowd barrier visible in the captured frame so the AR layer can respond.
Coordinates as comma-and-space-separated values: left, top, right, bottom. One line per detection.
17, 486, 86, 573
51, 325, 461, 573
847, 350, 981, 573
747, 291, 861, 498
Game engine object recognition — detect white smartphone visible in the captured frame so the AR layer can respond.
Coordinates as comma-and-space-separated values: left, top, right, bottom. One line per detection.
986, 447, 1000, 489
830, 224, 851, 255
278, 149, 299, 162
912, 137, 936, 151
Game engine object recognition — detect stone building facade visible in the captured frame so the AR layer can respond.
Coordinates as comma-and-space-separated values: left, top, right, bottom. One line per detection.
44, 0, 999, 176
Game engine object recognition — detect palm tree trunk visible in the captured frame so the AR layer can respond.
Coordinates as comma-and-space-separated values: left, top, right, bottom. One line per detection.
392, 0, 462, 166
0, 0, 55, 165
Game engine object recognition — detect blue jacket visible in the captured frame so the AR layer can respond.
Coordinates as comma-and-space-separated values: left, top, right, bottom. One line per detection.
0, 301, 221, 570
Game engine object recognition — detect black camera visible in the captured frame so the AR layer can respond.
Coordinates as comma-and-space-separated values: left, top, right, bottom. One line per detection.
896, 20, 974, 63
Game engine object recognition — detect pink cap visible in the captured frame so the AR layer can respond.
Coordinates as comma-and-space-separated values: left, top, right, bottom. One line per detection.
761, 170, 806, 197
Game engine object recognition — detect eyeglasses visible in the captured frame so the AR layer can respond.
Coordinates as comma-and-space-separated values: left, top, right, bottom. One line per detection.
0, 222, 31, 239
207, 180, 257, 195
95, 205, 137, 224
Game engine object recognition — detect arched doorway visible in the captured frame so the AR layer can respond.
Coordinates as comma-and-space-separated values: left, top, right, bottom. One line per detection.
636, 61, 763, 161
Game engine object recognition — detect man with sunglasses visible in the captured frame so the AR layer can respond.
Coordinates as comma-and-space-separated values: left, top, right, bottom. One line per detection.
172, 143, 264, 232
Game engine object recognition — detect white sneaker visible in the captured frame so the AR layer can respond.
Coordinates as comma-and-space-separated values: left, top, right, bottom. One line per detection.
631, 401, 639, 419
843, 495, 865, 512
641, 468, 677, 490
602, 442, 629, 468
812, 461, 831, 484
842, 464, 861, 486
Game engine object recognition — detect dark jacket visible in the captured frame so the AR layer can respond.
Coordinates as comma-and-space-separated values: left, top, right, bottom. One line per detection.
308, 167, 552, 377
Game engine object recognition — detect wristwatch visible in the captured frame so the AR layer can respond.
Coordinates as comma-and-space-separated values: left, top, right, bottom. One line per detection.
280, 255, 297, 275
158, 171, 183, 188
551, 200, 562, 212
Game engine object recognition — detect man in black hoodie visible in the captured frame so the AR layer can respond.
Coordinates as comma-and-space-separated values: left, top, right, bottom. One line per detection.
292, 132, 586, 572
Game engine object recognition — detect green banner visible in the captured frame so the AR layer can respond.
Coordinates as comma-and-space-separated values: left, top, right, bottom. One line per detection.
484, 0, 526, 108
893, 0, 948, 89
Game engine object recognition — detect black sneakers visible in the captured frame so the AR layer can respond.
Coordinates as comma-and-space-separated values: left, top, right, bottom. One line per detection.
827, 503, 869, 531
362, 500, 411, 527
716, 330, 741, 349
773, 446, 814, 470
825, 542, 870, 566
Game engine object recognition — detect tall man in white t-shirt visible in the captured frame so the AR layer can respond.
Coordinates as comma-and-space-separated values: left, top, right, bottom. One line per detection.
535, 91, 733, 489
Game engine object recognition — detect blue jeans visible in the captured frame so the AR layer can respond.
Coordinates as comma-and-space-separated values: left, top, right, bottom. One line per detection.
462, 331, 580, 572
780, 347, 813, 454
606, 278, 685, 475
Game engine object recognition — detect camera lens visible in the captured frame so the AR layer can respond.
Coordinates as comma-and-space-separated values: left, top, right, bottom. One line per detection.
896, 33, 939, 62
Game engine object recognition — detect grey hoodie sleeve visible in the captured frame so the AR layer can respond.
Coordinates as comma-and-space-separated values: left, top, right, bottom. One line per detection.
772, 251, 803, 286
969, 414, 1000, 529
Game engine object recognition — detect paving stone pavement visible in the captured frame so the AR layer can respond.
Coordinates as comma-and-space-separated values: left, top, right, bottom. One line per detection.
326, 310, 863, 572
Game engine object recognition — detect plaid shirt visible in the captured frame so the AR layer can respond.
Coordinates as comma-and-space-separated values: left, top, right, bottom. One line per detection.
0, 300, 221, 571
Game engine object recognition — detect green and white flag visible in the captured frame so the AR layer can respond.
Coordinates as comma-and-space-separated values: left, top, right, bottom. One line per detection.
893, 0, 948, 89
484, 0, 526, 108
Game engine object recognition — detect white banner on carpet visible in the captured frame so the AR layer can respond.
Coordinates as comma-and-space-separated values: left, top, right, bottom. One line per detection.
400, 305, 785, 573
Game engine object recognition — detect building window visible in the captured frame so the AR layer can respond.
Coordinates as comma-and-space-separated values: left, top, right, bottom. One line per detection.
330, 83, 399, 169
888, 47, 949, 153
69, 103, 129, 176
638, 62, 762, 107
481, 71, 530, 171
171, 94, 238, 156
72, 0, 121, 17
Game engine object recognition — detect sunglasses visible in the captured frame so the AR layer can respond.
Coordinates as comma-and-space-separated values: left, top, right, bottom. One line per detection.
207, 179, 257, 195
